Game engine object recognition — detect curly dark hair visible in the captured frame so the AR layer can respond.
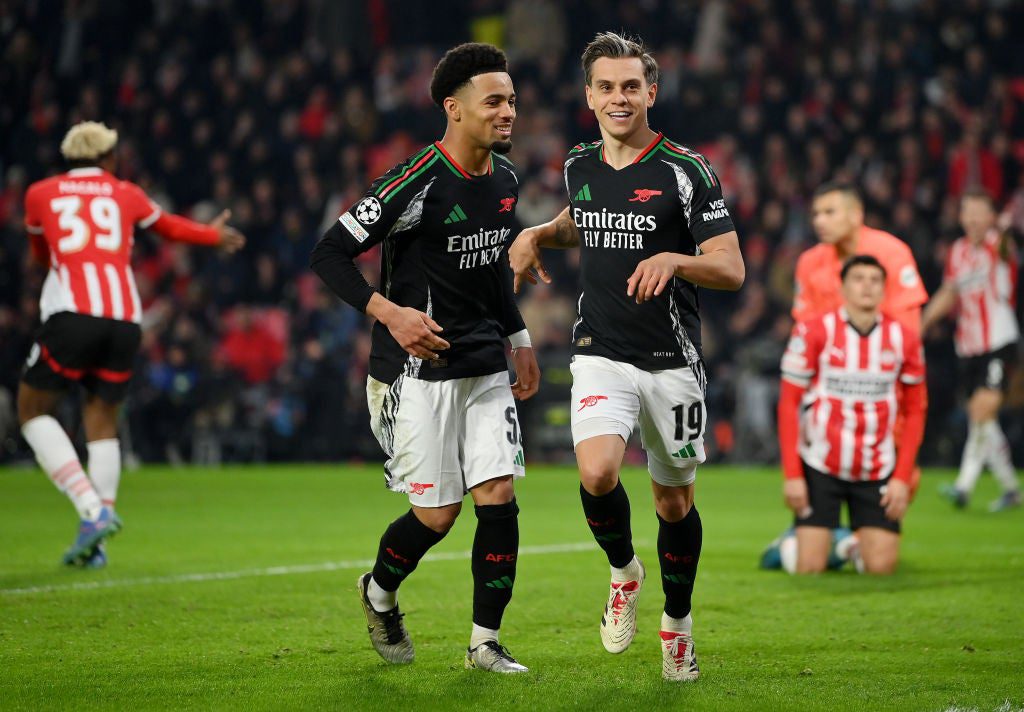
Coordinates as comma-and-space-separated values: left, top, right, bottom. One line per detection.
429, 43, 508, 108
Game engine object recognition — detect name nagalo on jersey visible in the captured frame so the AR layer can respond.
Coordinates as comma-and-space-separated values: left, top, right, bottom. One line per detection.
58, 181, 113, 196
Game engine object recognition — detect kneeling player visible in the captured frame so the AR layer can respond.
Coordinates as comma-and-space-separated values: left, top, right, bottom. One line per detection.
311, 44, 538, 673
777, 256, 927, 574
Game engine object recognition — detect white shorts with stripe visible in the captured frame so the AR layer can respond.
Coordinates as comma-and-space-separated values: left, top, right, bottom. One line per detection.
570, 355, 707, 487
367, 371, 525, 508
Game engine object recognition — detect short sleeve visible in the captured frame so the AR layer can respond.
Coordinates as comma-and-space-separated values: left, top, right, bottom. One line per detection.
680, 155, 735, 243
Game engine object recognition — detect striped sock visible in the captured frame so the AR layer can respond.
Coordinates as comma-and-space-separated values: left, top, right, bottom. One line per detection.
87, 439, 121, 507
22, 416, 103, 521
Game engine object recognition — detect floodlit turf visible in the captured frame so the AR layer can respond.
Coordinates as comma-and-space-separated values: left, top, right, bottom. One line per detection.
1, 464, 1022, 711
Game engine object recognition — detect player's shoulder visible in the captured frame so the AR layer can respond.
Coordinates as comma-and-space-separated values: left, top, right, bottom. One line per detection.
792, 310, 830, 348
654, 136, 718, 180
863, 226, 914, 257
26, 173, 62, 197
491, 151, 518, 182
369, 144, 442, 203
795, 243, 830, 272
565, 139, 603, 162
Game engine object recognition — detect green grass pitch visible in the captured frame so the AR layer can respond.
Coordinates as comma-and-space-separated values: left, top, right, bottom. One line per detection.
1, 464, 1022, 711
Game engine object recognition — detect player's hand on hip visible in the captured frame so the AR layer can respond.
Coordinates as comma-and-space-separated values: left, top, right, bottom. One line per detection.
211, 210, 246, 254
385, 307, 450, 361
509, 227, 551, 293
627, 252, 679, 304
783, 478, 811, 517
880, 479, 909, 522
510, 346, 540, 400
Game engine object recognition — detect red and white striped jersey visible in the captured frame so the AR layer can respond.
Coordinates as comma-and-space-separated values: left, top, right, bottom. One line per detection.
23, 168, 161, 324
944, 231, 1019, 357
781, 308, 926, 482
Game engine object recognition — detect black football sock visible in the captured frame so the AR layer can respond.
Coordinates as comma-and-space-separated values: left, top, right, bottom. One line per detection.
371, 509, 447, 594
580, 480, 635, 568
471, 498, 520, 630
658, 506, 702, 619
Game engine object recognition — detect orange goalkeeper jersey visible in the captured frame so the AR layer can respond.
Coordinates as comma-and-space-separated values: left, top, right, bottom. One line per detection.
792, 225, 927, 334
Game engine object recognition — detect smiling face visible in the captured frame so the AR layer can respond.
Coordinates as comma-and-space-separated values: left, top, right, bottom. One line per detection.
585, 57, 657, 143
447, 71, 516, 153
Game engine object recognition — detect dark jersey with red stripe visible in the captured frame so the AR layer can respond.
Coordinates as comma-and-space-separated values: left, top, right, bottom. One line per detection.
564, 133, 735, 371
316, 143, 524, 384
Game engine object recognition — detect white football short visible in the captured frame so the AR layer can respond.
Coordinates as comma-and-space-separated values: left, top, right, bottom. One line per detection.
367, 371, 525, 507
570, 355, 707, 487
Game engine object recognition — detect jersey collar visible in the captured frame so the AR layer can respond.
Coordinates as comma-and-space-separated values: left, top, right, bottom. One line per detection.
838, 306, 881, 337
600, 132, 664, 166
66, 167, 104, 176
433, 142, 493, 179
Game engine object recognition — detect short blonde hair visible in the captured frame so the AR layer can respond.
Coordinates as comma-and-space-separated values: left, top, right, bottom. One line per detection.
60, 121, 118, 161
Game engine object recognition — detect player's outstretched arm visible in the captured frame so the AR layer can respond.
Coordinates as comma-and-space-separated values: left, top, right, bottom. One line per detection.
508, 206, 579, 293
919, 282, 957, 336
149, 208, 245, 253
627, 230, 745, 303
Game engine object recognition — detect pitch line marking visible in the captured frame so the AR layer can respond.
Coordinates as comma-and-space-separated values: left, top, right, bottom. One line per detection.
1, 541, 611, 596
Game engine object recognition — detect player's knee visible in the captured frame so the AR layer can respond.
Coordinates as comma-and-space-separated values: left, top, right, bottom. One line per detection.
578, 461, 619, 495
17, 387, 50, 425
471, 476, 515, 505
414, 503, 462, 534
860, 552, 899, 575
795, 558, 828, 575
653, 493, 691, 522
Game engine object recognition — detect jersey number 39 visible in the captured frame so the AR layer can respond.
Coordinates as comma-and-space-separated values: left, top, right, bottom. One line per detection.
50, 196, 123, 254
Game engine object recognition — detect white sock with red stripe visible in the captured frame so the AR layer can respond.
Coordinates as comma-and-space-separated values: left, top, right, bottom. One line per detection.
22, 416, 103, 521
954, 421, 987, 495
87, 439, 121, 507
661, 612, 692, 634
982, 420, 1020, 493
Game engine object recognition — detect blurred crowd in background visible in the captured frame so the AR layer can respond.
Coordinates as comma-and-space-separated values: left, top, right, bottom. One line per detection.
3, 0, 1024, 466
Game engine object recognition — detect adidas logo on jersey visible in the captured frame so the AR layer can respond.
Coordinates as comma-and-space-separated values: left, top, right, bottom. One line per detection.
444, 204, 468, 224
575, 184, 592, 201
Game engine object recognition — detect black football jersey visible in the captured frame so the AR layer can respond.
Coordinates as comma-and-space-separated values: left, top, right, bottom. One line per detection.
564, 133, 736, 371
313, 142, 524, 384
